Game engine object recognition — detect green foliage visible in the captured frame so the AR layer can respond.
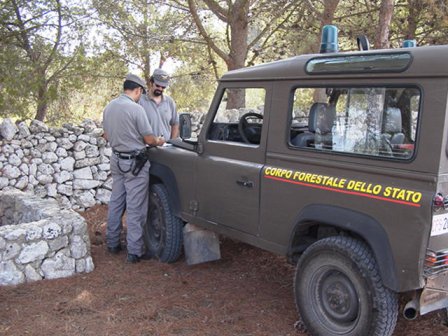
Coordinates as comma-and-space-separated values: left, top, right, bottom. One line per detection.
0, 0, 93, 123
1, 0, 447, 124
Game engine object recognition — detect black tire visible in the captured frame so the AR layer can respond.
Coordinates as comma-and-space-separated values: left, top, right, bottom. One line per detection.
144, 183, 183, 263
294, 236, 398, 336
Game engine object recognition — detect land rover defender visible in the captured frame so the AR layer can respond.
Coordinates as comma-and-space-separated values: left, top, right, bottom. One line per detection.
144, 27, 448, 336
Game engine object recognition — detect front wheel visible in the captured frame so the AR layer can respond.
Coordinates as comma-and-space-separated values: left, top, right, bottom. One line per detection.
294, 236, 398, 336
144, 183, 183, 263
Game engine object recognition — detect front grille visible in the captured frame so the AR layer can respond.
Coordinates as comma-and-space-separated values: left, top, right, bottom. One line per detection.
424, 249, 448, 276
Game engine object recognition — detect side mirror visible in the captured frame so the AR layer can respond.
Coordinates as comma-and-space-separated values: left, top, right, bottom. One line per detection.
179, 113, 192, 139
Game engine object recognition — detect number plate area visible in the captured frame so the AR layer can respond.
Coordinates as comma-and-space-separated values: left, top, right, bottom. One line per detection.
432, 213, 448, 236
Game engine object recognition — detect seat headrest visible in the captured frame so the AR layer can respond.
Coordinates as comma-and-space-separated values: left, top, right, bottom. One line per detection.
383, 107, 402, 133
309, 102, 335, 133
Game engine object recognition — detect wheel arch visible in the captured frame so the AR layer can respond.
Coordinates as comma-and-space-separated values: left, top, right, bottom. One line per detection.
149, 162, 181, 216
288, 204, 399, 291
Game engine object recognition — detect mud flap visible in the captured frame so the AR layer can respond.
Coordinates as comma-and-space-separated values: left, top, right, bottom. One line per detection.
420, 271, 448, 315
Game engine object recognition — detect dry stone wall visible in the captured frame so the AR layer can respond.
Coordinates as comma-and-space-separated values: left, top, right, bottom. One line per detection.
0, 118, 111, 210
0, 190, 94, 286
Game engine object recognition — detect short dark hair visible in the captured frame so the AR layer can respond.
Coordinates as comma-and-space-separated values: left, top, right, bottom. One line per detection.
123, 80, 144, 93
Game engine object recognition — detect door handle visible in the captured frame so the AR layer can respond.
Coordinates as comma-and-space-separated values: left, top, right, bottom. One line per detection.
236, 180, 254, 188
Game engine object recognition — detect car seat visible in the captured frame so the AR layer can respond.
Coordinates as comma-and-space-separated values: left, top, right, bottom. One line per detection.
291, 103, 335, 148
382, 107, 405, 145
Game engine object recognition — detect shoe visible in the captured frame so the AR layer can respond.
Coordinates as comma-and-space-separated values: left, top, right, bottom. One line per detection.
126, 254, 141, 263
107, 245, 122, 254
140, 253, 152, 260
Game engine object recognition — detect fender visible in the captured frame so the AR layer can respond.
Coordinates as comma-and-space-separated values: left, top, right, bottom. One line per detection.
289, 204, 399, 291
149, 162, 181, 216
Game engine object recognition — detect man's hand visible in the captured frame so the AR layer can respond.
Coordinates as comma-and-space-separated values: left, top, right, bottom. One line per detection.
143, 134, 165, 146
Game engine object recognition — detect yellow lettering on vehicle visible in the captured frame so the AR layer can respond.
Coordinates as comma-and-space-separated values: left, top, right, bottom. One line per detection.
263, 166, 423, 207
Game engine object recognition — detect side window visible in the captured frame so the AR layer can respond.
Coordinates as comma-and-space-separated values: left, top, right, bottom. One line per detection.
289, 87, 420, 159
208, 88, 265, 145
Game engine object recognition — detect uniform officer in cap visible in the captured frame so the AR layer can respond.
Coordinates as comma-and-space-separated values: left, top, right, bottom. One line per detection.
139, 68, 179, 140
103, 73, 165, 263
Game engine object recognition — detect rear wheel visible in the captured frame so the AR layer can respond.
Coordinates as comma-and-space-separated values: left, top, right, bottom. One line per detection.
294, 236, 398, 336
144, 183, 183, 263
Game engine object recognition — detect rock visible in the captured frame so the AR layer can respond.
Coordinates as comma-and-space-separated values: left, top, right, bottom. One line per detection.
0, 118, 18, 140
17, 241, 49, 263
74, 150, 86, 160
24, 265, 43, 282
3, 242, 21, 260
70, 235, 88, 259
94, 170, 108, 181
3, 165, 21, 179
73, 179, 101, 190
55, 147, 68, 158
19, 163, 29, 175
57, 138, 74, 150
15, 148, 24, 159
0, 177, 9, 189
54, 171, 73, 184
43, 222, 62, 239
57, 184, 73, 196
47, 183, 58, 197
17, 122, 31, 137
60, 157, 75, 171
73, 167, 93, 180
81, 119, 97, 133
103, 177, 113, 190
49, 236, 69, 251
95, 188, 111, 203
75, 157, 101, 168
15, 176, 28, 189
73, 141, 87, 152
20, 139, 33, 148
29, 119, 49, 133
0, 261, 25, 285
8, 154, 21, 166
2, 144, 14, 154
37, 163, 55, 175
37, 174, 53, 185
85, 144, 99, 158
42, 152, 58, 164
41, 250, 76, 279
72, 190, 96, 208
25, 225, 43, 241
78, 134, 90, 142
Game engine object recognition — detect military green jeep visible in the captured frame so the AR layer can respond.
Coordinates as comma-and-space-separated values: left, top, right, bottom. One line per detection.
144, 28, 448, 336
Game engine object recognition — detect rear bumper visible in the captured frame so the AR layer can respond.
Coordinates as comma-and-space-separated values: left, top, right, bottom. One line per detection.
420, 270, 448, 315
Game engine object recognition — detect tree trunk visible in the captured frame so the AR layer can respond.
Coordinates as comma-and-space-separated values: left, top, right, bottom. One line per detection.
34, 79, 48, 121
225, 0, 250, 109
307, 0, 340, 54
405, 0, 420, 40
375, 0, 394, 49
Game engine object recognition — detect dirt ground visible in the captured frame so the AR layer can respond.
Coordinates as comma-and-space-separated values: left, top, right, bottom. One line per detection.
0, 205, 447, 336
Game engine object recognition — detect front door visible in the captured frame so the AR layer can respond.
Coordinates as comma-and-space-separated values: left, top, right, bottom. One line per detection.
195, 86, 269, 235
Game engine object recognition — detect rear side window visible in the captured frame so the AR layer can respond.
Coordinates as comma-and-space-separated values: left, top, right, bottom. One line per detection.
289, 86, 420, 160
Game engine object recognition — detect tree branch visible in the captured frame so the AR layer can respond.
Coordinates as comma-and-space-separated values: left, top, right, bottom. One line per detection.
202, 0, 229, 22
187, 0, 229, 63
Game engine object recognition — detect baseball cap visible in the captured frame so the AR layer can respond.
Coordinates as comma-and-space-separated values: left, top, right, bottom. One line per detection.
125, 73, 147, 92
152, 69, 170, 87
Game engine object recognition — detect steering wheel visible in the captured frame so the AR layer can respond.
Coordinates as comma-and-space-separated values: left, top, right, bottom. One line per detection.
238, 112, 263, 144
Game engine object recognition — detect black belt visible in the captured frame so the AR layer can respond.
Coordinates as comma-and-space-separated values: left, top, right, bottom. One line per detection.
113, 150, 136, 160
